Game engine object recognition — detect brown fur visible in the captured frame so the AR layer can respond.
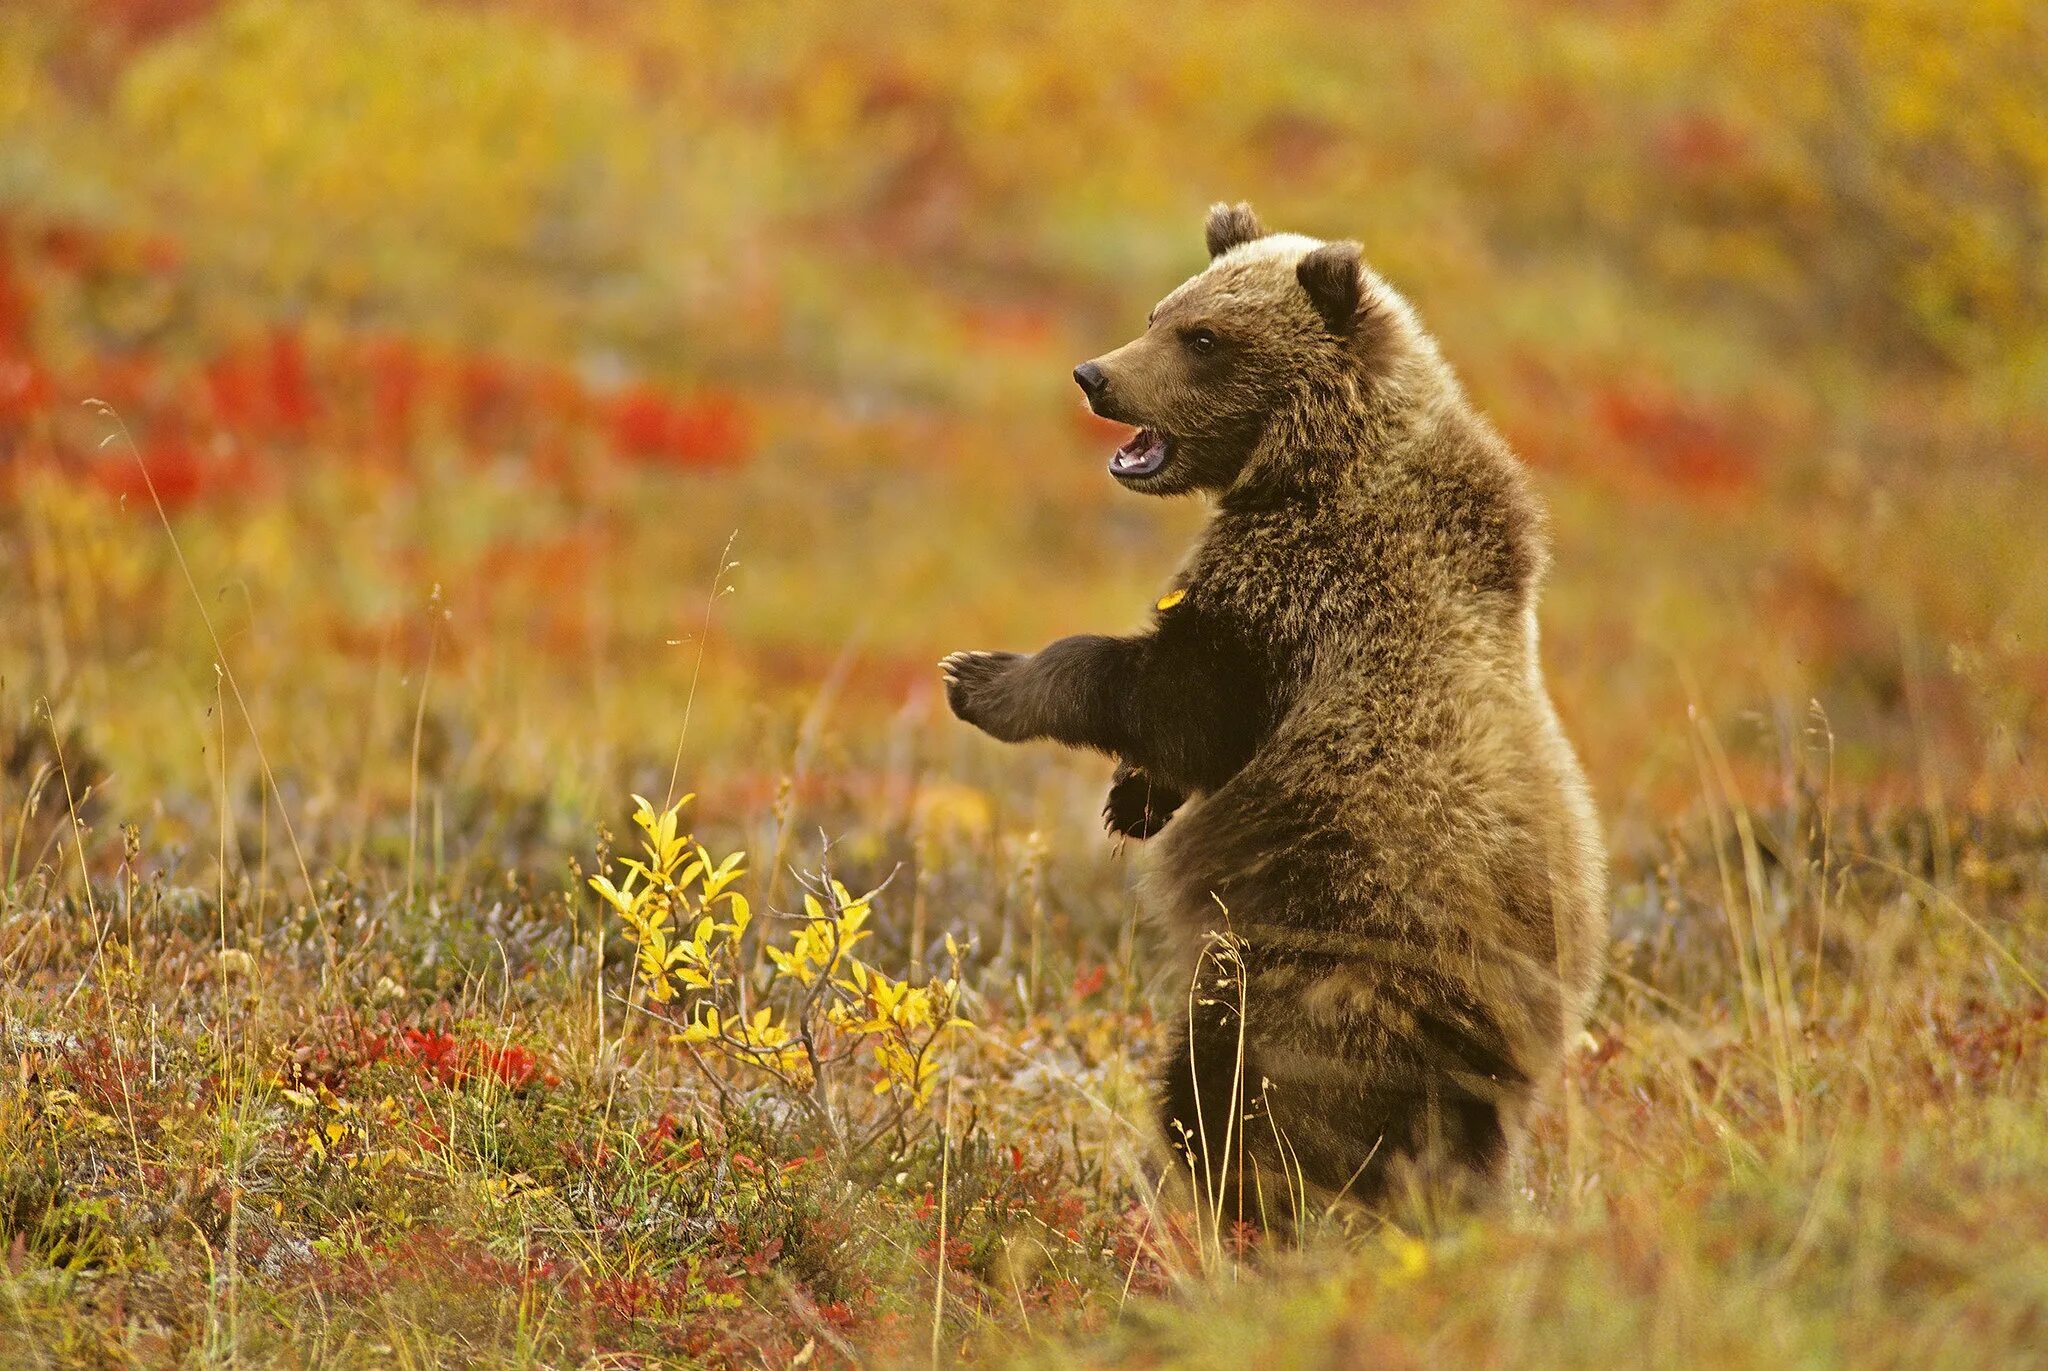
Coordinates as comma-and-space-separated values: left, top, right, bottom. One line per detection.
942, 204, 1607, 1227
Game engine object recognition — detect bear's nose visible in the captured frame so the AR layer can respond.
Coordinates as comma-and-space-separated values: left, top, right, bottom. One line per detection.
1072, 362, 1108, 399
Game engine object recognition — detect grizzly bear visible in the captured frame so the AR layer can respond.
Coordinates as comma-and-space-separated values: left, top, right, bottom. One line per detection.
942, 203, 1607, 1226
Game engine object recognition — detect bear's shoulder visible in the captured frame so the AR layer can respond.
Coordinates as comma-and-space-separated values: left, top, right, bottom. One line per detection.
1408, 410, 1549, 598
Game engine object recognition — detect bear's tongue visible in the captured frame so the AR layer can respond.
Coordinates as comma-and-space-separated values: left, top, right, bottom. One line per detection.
1111, 428, 1170, 476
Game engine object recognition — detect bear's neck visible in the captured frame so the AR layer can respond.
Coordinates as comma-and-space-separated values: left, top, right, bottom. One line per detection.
1225, 355, 1444, 509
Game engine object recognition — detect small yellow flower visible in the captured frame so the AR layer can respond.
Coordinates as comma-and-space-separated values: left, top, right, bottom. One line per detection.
1381, 1229, 1431, 1283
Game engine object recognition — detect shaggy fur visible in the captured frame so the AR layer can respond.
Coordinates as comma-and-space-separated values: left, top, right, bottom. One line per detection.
943, 203, 1607, 1226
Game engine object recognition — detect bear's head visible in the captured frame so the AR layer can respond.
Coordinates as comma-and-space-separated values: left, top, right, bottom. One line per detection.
1073, 202, 1423, 497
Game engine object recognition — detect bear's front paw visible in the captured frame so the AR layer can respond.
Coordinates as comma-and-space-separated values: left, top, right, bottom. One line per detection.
940, 650, 1025, 740
1104, 764, 1183, 840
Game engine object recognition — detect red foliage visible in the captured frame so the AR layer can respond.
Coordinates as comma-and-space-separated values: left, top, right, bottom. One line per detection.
1, 214, 761, 510
361, 1025, 560, 1091
1594, 382, 1758, 498
0, 352, 51, 427
36, 223, 96, 274
0, 249, 33, 351
477, 1041, 549, 1089
91, 433, 205, 510
916, 1233, 974, 1271
91, 0, 222, 50
1654, 111, 1752, 179
608, 383, 753, 471
637, 1112, 701, 1163
364, 334, 426, 453
456, 352, 519, 458
267, 328, 317, 435
394, 1027, 465, 1082
204, 328, 316, 439
204, 352, 264, 432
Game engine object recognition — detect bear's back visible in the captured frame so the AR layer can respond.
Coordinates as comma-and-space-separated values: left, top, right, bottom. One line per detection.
1154, 404, 1604, 1023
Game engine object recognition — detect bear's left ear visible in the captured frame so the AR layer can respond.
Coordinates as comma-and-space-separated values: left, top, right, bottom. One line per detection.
1205, 201, 1267, 259
1297, 241, 1364, 334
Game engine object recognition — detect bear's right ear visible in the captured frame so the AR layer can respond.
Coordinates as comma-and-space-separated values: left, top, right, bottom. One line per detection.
1204, 202, 1267, 259
1297, 240, 1364, 334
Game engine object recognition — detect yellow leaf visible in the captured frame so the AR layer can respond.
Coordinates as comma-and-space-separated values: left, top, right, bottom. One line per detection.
678, 1008, 720, 1044
1156, 588, 1186, 611
587, 875, 634, 915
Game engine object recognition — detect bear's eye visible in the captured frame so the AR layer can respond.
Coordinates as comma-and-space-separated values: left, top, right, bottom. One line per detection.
1184, 328, 1218, 355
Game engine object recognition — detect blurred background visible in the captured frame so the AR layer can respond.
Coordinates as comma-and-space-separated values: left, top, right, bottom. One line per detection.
3, 0, 2045, 887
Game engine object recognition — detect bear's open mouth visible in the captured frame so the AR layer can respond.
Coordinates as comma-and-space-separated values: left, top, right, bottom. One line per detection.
1110, 428, 1173, 479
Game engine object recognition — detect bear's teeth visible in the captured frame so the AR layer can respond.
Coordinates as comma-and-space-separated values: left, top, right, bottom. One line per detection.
1116, 431, 1158, 464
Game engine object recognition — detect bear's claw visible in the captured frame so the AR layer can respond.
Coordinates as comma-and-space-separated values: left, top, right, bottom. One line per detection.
940, 650, 1023, 736
1103, 764, 1181, 840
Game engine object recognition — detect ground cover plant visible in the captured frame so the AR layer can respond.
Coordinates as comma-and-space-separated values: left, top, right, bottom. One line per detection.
3, 1, 2047, 1366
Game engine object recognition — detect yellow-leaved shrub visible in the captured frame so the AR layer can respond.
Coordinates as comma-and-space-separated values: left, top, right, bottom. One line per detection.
590, 794, 965, 1151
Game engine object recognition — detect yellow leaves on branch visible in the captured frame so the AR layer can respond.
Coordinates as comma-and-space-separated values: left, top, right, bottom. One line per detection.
588, 794, 751, 1004
763, 884, 869, 987
592, 794, 964, 1116
677, 1006, 808, 1077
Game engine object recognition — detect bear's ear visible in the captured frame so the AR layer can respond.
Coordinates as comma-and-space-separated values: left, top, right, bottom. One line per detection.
1297, 241, 1364, 334
1204, 201, 1267, 259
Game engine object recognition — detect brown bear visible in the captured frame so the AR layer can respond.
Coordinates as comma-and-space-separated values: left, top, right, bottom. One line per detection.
942, 203, 1606, 1227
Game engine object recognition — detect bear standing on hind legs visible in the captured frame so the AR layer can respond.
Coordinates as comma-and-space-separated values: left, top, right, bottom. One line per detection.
941, 203, 1607, 1228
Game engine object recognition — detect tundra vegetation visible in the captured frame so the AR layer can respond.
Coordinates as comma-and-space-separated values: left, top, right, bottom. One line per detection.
2, 1, 2046, 1366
